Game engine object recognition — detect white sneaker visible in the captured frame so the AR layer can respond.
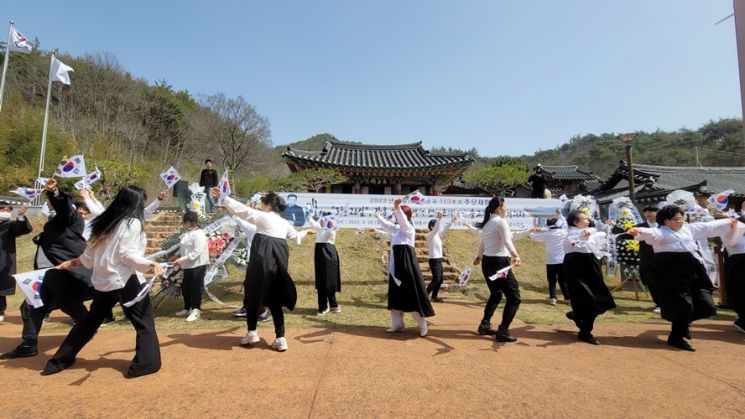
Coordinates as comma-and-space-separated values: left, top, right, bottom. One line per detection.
549, 298, 557, 306
0, 314, 4, 322
186, 309, 201, 322
271, 337, 288, 352
317, 307, 330, 316
174, 309, 189, 317
241, 330, 260, 346
653, 307, 661, 314
330, 306, 342, 313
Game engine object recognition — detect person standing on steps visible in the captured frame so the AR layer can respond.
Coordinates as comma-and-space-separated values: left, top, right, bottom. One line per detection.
199, 159, 218, 213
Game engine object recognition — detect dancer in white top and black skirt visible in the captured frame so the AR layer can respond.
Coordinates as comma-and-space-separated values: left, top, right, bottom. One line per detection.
214, 189, 310, 352
473, 197, 522, 343
374, 199, 434, 337
307, 212, 341, 316
43, 185, 165, 378
562, 210, 616, 345
628, 205, 739, 351
724, 215, 745, 333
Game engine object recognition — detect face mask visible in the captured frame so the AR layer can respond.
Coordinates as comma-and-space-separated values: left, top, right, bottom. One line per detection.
0, 212, 11, 220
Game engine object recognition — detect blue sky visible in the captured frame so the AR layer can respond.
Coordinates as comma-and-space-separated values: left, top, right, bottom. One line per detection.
3, 0, 741, 156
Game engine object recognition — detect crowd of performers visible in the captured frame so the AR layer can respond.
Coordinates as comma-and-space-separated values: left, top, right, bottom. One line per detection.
1, 179, 745, 379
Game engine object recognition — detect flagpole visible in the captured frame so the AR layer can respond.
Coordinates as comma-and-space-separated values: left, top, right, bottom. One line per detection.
0, 20, 14, 113
35, 53, 54, 205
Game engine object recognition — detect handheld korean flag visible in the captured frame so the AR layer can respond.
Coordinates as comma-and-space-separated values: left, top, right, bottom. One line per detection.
37, 176, 49, 186
488, 265, 513, 281
74, 167, 103, 190
160, 166, 181, 189
219, 169, 230, 200
321, 215, 338, 231
14, 269, 49, 308
9, 27, 33, 53
10, 187, 42, 200
707, 189, 735, 211
403, 190, 427, 205
54, 155, 86, 178
458, 267, 473, 286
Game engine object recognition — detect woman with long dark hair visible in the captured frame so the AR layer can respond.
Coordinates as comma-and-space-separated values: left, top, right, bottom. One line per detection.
472, 196, 522, 343
724, 216, 745, 333
374, 199, 434, 337
307, 212, 342, 315
42, 185, 165, 377
562, 210, 615, 345
628, 205, 739, 351
214, 189, 310, 352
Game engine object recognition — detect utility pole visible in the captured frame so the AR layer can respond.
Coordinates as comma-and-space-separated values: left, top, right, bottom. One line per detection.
734, 0, 745, 144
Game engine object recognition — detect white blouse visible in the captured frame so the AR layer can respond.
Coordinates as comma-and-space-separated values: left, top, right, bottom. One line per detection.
726, 235, 745, 255
562, 227, 596, 255
634, 219, 733, 264
374, 209, 415, 247
177, 228, 209, 269
477, 216, 516, 258
530, 228, 566, 265
426, 218, 452, 259
221, 196, 306, 244
307, 215, 337, 245
79, 218, 152, 292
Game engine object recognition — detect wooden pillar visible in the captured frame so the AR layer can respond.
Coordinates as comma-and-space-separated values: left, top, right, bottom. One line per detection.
392, 182, 402, 195
353, 181, 361, 194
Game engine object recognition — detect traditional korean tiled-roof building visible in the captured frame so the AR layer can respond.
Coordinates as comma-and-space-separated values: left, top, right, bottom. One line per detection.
283, 140, 474, 194
538, 165, 603, 197
591, 160, 745, 206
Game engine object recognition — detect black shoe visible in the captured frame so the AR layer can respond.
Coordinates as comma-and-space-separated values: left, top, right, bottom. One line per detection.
232, 308, 247, 318
41, 359, 75, 376
566, 311, 583, 328
431, 297, 444, 303
257, 310, 271, 322
578, 332, 599, 345
477, 321, 498, 336
495, 326, 517, 343
683, 329, 692, 340
667, 336, 695, 352
1, 345, 38, 360
101, 316, 116, 326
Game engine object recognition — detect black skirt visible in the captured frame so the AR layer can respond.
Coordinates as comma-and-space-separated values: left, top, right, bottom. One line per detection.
652, 252, 716, 322
725, 253, 745, 316
388, 245, 435, 317
314, 243, 341, 295
563, 252, 616, 317
244, 233, 297, 312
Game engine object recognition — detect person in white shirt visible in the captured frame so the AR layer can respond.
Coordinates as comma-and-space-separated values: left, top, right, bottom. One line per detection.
473, 197, 522, 343
43, 185, 165, 378
307, 212, 342, 316
628, 205, 740, 351
530, 215, 569, 305
635, 206, 661, 313
374, 199, 434, 337
426, 211, 454, 302
724, 215, 745, 333
213, 189, 311, 352
170, 211, 209, 322
562, 210, 616, 345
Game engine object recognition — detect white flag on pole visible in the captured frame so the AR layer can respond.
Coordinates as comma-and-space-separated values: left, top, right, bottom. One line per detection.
488, 265, 514, 281
218, 169, 230, 201
9, 27, 32, 53
14, 269, 50, 308
54, 155, 86, 178
10, 187, 42, 200
160, 166, 181, 189
74, 167, 102, 189
50, 56, 74, 85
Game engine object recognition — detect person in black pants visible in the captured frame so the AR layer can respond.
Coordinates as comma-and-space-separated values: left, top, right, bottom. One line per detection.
0, 202, 33, 323
199, 159, 218, 213
1, 179, 92, 360
528, 165, 546, 199
473, 197, 522, 343
635, 206, 661, 312
43, 185, 165, 377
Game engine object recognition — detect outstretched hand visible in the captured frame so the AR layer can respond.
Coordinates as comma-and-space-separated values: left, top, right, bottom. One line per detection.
210, 187, 220, 198
393, 198, 403, 211
158, 189, 168, 200
45, 178, 57, 192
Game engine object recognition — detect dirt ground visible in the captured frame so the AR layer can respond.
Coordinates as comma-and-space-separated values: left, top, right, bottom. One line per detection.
1, 298, 745, 419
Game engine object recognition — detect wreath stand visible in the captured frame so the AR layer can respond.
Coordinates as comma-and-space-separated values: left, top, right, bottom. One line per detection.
612, 272, 648, 300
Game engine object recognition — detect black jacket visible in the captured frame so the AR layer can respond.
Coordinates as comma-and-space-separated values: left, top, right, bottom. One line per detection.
36, 189, 86, 267
0, 216, 33, 295
199, 169, 218, 188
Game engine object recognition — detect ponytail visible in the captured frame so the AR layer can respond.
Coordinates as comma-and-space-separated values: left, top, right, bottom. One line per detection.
475, 196, 504, 229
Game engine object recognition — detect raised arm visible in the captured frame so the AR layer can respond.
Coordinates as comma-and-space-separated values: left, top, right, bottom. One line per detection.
306, 214, 322, 230
688, 219, 736, 240
221, 196, 264, 225
374, 213, 397, 233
